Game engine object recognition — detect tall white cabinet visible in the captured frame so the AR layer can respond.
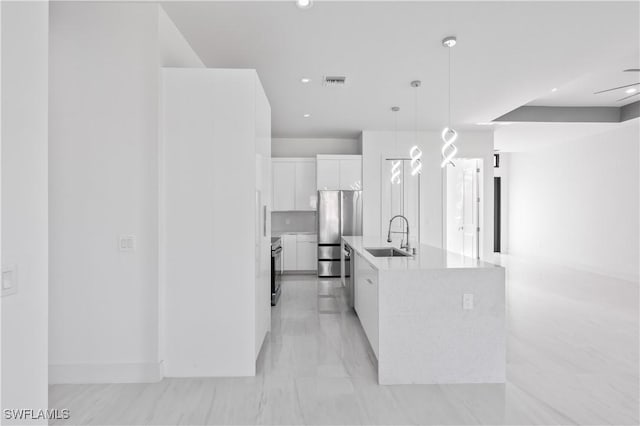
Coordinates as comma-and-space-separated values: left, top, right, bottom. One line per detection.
161, 68, 271, 377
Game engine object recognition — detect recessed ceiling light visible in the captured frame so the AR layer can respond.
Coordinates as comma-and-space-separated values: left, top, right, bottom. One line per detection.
551, 87, 558, 92
303, 113, 311, 118
296, 0, 313, 9
301, 78, 311, 84
625, 87, 637, 94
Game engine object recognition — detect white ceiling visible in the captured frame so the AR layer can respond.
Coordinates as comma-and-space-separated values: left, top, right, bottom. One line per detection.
494, 122, 626, 152
163, 1, 640, 138
528, 62, 640, 107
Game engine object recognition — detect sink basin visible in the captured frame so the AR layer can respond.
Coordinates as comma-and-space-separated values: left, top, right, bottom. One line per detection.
365, 247, 412, 258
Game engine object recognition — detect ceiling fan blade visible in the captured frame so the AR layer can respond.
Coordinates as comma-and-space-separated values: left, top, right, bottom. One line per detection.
623, 69, 640, 72
593, 82, 640, 94
616, 92, 640, 102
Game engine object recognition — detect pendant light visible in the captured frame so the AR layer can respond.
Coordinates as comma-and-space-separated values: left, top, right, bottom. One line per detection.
409, 80, 422, 176
390, 106, 402, 185
441, 36, 458, 168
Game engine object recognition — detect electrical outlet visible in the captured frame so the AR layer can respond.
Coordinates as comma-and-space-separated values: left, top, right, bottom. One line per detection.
285, 218, 291, 225
119, 235, 136, 252
463, 293, 474, 310
2, 265, 18, 297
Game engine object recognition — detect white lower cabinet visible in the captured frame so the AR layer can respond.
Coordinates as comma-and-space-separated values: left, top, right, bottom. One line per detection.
282, 234, 297, 271
282, 233, 317, 272
354, 253, 378, 358
296, 234, 317, 271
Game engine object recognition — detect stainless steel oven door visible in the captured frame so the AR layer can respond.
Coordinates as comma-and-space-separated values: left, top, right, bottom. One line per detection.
271, 246, 283, 305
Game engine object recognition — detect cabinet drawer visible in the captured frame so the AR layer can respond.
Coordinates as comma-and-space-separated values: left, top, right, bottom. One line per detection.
318, 245, 341, 260
297, 234, 317, 243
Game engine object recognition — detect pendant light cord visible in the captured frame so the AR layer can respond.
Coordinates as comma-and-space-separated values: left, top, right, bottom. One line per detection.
414, 85, 418, 142
448, 46, 452, 128
394, 109, 398, 150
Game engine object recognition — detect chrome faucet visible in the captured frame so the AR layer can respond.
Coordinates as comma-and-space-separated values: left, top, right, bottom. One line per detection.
387, 215, 410, 251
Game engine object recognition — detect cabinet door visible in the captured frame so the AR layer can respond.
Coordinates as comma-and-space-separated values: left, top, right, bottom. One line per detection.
355, 253, 378, 358
282, 234, 297, 271
296, 241, 317, 271
272, 161, 295, 210
316, 159, 340, 190
339, 159, 362, 190
295, 161, 317, 210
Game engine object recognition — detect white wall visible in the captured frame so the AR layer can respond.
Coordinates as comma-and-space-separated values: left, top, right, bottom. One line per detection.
506, 120, 639, 282
49, 2, 161, 383
272, 138, 360, 158
1, 1, 49, 422
362, 130, 495, 258
158, 6, 205, 68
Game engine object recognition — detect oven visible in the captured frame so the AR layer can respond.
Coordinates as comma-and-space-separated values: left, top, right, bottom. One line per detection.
271, 237, 283, 306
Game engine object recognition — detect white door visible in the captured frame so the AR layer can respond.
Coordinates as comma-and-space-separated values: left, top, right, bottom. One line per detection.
272, 161, 295, 210
317, 159, 340, 190
295, 161, 317, 210
461, 163, 478, 259
446, 159, 481, 259
339, 159, 362, 190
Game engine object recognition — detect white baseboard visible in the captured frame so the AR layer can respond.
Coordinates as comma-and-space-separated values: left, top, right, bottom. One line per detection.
49, 362, 162, 384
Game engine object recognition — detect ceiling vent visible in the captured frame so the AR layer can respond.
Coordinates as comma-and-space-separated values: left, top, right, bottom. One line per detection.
323, 76, 347, 87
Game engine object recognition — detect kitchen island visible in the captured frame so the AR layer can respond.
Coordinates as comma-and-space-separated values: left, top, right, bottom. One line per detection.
342, 236, 506, 385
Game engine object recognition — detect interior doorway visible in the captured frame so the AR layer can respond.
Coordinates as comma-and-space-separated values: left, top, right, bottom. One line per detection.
494, 177, 501, 252
446, 158, 483, 259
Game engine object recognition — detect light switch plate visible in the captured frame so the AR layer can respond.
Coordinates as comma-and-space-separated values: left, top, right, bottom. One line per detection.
463, 293, 474, 310
119, 235, 136, 252
2, 265, 18, 297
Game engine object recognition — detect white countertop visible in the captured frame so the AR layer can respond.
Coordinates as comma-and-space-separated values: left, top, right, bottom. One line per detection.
272, 231, 317, 237
342, 236, 502, 271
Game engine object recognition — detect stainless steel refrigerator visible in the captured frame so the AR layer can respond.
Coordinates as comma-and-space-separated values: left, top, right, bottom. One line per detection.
317, 190, 363, 277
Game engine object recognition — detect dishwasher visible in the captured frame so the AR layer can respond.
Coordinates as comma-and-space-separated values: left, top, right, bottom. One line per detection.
343, 244, 355, 308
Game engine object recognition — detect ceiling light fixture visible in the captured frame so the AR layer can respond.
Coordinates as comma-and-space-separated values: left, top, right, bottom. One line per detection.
301, 77, 311, 84
626, 87, 637, 94
441, 36, 458, 168
551, 87, 558, 92
296, 0, 313, 10
303, 113, 311, 118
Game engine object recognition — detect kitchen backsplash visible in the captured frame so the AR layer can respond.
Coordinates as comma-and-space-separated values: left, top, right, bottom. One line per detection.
272, 211, 317, 233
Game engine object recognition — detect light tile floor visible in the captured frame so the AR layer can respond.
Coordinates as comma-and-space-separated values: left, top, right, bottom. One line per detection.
49, 255, 639, 425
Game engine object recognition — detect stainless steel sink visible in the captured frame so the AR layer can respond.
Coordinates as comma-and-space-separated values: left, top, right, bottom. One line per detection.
365, 247, 412, 258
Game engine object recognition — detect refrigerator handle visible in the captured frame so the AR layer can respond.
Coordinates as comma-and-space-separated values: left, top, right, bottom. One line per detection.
339, 191, 343, 238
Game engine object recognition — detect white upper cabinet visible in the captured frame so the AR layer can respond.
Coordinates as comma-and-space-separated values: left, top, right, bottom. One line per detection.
339, 158, 362, 190
317, 155, 362, 190
272, 162, 295, 211
295, 161, 317, 210
272, 158, 316, 211
316, 159, 340, 190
